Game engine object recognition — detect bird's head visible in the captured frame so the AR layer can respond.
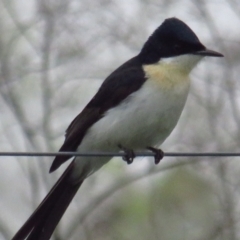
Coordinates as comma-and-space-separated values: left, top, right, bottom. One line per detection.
139, 18, 223, 70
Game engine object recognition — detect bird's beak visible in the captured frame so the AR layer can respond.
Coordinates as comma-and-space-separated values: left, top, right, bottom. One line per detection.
193, 48, 224, 57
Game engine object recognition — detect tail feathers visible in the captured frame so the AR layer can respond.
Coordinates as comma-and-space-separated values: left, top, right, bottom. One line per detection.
12, 161, 84, 240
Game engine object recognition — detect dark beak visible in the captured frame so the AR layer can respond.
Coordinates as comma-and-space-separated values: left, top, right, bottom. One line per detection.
194, 48, 224, 57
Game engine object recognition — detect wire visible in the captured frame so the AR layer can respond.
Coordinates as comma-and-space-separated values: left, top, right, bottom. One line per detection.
0, 151, 239, 158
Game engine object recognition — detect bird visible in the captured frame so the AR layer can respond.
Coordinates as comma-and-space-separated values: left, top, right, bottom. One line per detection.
12, 17, 223, 240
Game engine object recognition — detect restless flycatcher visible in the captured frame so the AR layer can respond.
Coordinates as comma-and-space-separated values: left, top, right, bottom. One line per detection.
12, 17, 223, 240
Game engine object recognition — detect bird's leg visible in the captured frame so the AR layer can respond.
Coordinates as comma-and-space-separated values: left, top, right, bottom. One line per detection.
147, 147, 164, 164
118, 144, 135, 164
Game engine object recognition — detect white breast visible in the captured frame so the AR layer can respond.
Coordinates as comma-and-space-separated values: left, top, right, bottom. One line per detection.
73, 55, 202, 179
80, 74, 190, 152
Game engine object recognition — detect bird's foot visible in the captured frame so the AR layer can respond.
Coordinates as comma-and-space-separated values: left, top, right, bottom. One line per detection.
147, 147, 164, 164
118, 144, 135, 164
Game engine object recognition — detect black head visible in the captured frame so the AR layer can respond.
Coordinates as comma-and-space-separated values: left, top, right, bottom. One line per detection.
139, 18, 223, 64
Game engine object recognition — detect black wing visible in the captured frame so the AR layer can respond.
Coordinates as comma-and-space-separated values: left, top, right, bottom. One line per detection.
50, 56, 146, 172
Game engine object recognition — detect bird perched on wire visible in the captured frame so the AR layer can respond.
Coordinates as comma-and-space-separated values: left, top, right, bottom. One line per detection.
12, 17, 223, 240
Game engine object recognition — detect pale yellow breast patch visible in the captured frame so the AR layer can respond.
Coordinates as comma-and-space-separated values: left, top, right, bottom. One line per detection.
143, 63, 190, 90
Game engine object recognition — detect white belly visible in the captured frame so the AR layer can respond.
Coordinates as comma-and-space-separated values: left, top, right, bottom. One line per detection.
80, 78, 190, 152
72, 78, 190, 179
72, 55, 200, 179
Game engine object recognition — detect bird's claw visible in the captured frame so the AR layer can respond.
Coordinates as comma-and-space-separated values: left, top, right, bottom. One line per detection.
118, 144, 135, 164
147, 147, 164, 164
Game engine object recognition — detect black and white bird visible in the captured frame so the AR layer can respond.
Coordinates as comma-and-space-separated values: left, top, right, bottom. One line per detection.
12, 17, 223, 240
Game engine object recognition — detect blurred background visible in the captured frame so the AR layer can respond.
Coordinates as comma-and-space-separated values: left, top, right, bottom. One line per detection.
0, 0, 239, 239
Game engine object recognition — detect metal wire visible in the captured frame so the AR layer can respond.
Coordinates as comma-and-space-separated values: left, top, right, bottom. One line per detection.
0, 151, 239, 158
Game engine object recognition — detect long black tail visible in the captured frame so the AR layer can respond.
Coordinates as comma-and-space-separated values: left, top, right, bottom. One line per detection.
12, 161, 84, 240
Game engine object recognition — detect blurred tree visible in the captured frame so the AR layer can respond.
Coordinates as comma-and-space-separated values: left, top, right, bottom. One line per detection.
0, 0, 239, 240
